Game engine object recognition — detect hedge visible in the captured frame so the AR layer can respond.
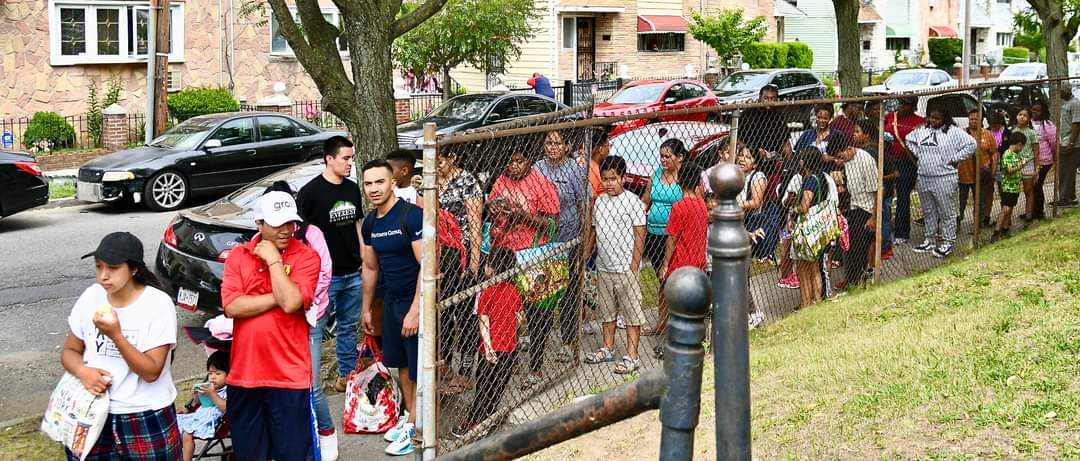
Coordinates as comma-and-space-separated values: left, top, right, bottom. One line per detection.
23, 112, 76, 149
1003, 47, 1029, 63
928, 37, 963, 69
166, 88, 240, 121
743, 42, 814, 69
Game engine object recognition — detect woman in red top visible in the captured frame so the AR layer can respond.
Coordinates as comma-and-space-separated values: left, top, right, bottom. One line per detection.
450, 248, 522, 439
487, 149, 560, 251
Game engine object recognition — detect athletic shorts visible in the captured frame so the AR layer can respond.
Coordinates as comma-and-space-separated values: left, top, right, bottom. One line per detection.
382, 293, 420, 382
1000, 192, 1019, 208
596, 271, 646, 326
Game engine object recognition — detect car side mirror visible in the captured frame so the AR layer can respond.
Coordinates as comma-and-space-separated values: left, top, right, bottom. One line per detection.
203, 139, 222, 150
663, 97, 677, 104
487, 112, 503, 122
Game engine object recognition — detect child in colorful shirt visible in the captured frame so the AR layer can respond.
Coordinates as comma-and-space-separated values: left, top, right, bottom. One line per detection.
995, 132, 1027, 240
179, 351, 228, 461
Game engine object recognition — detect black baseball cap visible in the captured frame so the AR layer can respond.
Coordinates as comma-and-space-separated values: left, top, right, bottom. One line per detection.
898, 96, 918, 107
81, 232, 145, 265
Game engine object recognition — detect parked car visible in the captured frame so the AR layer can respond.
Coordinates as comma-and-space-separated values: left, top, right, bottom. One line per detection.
862, 68, 958, 97
0, 151, 48, 218
607, 121, 728, 194
155, 160, 335, 315
978, 83, 1049, 122
712, 69, 826, 124
594, 80, 719, 136
76, 112, 343, 212
994, 62, 1047, 82
396, 92, 569, 155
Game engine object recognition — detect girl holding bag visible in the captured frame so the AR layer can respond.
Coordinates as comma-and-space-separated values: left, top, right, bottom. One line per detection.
791, 149, 839, 308
60, 232, 181, 460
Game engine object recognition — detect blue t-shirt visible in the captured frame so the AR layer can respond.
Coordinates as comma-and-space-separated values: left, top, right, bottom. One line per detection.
362, 200, 422, 300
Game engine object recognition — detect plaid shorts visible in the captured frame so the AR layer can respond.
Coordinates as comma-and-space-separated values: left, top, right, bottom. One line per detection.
65, 405, 182, 461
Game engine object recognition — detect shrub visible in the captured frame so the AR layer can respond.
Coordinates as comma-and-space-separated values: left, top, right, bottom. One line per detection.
23, 112, 76, 150
743, 42, 777, 69
785, 42, 814, 69
820, 75, 837, 98
86, 77, 123, 147
928, 37, 963, 69
166, 88, 239, 121
1003, 47, 1029, 64
772, 43, 789, 68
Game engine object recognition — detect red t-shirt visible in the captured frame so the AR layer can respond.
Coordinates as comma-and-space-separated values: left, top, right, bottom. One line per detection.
665, 196, 708, 272
476, 282, 523, 353
488, 170, 560, 251
221, 236, 319, 389
885, 111, 926, 158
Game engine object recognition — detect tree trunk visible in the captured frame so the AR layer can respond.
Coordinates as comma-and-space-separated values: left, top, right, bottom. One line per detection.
338, 20, 399, 165
833, 0, 863, 97
1029, 1, 1068, 137
442, 67, 453, 100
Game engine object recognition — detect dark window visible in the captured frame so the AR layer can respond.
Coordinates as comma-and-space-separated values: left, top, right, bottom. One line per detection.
210, 118, 255, 147
683, 84, 707, 98
637, 33, 685, 52
294, 121, 318, 136
665, 84, 686, 102
799, 73, 821, 87
886, 37, 910, 51
488, 98, 520, 121
773, 73, 795, 90
518, 97, 557, 117
257, 116, 298, 141
931, 72, 950, 85
862, 40, 871, 51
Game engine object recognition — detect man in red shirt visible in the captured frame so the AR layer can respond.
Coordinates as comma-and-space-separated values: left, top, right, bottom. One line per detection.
884, 97, 926, 243
221, 191, 320, 461
829, 101, 863, 140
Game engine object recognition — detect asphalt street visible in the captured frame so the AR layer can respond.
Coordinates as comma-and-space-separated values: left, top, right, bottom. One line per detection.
0, 202, 206, 422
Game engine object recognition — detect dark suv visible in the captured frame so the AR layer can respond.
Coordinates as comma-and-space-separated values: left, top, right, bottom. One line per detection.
713, 69, 826, 124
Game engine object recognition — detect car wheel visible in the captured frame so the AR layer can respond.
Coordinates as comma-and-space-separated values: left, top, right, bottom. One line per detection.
144, 171, 189, 212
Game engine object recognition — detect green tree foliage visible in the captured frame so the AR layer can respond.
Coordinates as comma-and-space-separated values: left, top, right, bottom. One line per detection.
166, 88, 240, 121
928, 37, 963, 69
23, 112, 76, 150
688, 8, 768, 67
1012, 8, 1047, 52
742, 42, 814, 69
393, 0, 539, 99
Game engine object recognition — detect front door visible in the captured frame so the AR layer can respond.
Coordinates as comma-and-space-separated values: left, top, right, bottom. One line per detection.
576, 17, 596, 81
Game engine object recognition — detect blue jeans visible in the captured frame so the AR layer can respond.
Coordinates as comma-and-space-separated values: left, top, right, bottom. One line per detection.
329, 273, 362, 377
310, 314, 333, 432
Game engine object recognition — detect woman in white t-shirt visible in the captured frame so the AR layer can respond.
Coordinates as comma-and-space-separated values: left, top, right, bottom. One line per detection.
60, 232, 181, 460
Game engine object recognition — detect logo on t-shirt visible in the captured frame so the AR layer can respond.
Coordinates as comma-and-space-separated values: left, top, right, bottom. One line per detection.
328, 200, 357, 226
94, 329, 136, 358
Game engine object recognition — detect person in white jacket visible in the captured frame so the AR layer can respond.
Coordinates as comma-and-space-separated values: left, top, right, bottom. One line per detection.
905, 107, 976, 258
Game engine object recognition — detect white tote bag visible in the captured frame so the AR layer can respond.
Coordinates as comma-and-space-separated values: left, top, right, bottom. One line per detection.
40, 372, 110, 461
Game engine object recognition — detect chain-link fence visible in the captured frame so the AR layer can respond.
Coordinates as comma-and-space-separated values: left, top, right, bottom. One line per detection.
426, 76, 1080, 454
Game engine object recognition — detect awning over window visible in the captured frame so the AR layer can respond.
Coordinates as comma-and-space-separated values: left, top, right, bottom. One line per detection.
886, 24, 915, 37
858, 3, 883, 23
637, 15, 689, 33
929, 25, 958, 37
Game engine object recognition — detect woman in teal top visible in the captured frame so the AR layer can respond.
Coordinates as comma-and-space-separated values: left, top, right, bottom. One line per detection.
641, 138, 685, 336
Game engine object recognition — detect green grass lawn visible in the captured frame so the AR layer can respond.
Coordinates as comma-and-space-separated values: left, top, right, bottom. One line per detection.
48, 181, 76, 200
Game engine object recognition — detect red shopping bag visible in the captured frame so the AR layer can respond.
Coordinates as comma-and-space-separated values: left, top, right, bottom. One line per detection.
342, 337, 401, 434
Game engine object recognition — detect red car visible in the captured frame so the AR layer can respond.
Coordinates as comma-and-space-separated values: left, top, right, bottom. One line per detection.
594, 79, 719, 136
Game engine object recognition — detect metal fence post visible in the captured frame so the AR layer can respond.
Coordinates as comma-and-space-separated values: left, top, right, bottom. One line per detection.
728, 110, 741, 163
707, 163, 752, 460
974, 101, 983, 248
421, 122, 439, 460
659, 268, 711, 460
873, 110, 885, 283
563, 80, 574, 107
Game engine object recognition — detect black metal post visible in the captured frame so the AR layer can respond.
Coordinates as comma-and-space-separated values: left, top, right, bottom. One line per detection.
563, 79, 574, 107
616, 77, 625, 89
659, 268, 711, 460
707, 162, 752, 460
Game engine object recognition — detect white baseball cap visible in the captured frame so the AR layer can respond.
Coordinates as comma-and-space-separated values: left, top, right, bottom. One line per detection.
254, 191, 302, 227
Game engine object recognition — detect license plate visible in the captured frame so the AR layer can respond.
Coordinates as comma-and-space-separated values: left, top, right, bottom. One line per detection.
177, 288, 199, 311
76, 181, 102, 202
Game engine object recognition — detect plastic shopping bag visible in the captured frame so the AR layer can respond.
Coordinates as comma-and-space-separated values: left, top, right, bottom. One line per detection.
342, 337, 402, 434
40, 372, 109, 461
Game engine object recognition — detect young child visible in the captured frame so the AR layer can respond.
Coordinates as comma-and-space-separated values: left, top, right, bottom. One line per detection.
386, 149, 418, 204
178, 351, 229, 461
583, 155, 647, 374
995, 132, 1027, 240
451, 248, 522, 439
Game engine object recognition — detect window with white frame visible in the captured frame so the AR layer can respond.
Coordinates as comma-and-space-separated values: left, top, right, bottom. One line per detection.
562, 17, 575, 49
270, 9, 348, 56
49, 1, 184, 66
996, 32, 1013, 47
637, 33, 685, 52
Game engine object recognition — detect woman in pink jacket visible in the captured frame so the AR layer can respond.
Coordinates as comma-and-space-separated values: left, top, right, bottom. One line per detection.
1030, 101, 1057, 220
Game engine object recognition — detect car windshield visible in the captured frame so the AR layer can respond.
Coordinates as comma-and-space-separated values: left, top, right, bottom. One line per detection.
886, 72, 931, 86
427, 95, 498, 120
608, 84, 666, 104
999, 65, 1041, 79
715, 73, 772, 92
148, 118, 218, 150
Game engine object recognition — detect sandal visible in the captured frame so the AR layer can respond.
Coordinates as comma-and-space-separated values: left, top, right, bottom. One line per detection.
613, 356, 641, 375
583, 348, 615, 364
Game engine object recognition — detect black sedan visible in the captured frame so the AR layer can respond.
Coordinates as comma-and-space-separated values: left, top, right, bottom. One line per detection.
713, 69, 826, 124
156, 160, 339, 315
77, 112, 344, 212
0, 151, 48, 218
396, 92, 568, 155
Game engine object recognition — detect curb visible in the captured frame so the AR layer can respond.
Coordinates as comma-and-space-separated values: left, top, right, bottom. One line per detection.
36, 198, 84, 211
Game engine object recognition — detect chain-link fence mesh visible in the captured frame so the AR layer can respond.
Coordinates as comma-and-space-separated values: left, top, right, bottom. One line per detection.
425, 77, 1080, 454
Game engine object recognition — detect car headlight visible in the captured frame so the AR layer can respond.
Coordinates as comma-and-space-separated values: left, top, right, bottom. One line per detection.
101, 171, 135, 181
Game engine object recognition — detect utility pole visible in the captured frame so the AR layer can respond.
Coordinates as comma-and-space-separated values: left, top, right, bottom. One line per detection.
143, 0, 156, 144
961, 0, 972, 85
153, 0, 171, 136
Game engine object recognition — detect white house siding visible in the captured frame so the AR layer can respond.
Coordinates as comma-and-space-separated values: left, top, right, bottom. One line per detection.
862, 23, 890, 71
783, 0, 839, 73
636, 0, 682, 16
450, 0, 555, 91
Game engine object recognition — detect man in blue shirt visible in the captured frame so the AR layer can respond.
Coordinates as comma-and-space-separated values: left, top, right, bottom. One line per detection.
359, 159, 423, 456
528, 72, 556, 99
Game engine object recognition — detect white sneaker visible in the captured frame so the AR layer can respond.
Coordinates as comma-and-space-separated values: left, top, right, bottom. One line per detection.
385, 422, 416, 456
319, 432, 339, 461
383, 411, 410, 442
748, 312, 765, 330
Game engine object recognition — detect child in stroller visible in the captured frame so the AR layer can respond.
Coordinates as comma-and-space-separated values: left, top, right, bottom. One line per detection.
178, 351, 229, 461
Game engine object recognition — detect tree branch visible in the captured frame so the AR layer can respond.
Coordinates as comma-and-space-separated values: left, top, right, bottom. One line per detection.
266, 0, 312, 56
391, 0, 449, 38
267, 0, 352, 113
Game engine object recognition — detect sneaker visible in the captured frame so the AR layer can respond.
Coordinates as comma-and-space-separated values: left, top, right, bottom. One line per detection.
319, 431, 339, 461
385, 423, 415, 456
616, 315, 626, 330
777, 273, 800, 289
451, 422, 481, 440
912, 241, 935, 253
894, 238, 908, 245
383, 411, 410, 442
881, 247, 894, 261
748, 311, 765, 330
932, 244, 953, 259
521, 372, 543, 389
555, 344, 574, 363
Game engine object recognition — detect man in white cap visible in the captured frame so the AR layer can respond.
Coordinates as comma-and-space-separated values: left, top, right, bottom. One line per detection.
703, 68, 719, 89
221, 190, 321, 461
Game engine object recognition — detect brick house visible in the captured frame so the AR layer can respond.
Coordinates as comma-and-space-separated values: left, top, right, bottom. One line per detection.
449, 0, 780, 91
0, 0, 343, 118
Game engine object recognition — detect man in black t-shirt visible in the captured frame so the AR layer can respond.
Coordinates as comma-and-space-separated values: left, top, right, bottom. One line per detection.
296, 137, 364, 414
739, 85, 790, 156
